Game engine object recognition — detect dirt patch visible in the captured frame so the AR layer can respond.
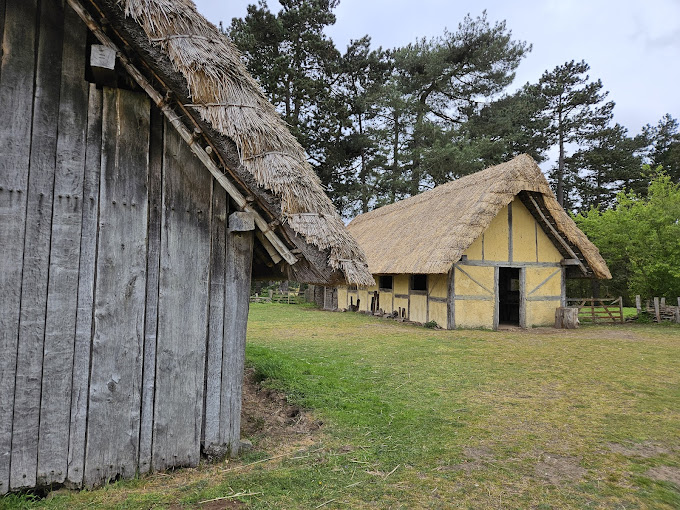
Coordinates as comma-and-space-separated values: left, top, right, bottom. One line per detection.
608, 441, 672, 458
463, 446, 495, 462
645, 466, 680, 486
534, 454, 585, 485
240, 367, 322, 450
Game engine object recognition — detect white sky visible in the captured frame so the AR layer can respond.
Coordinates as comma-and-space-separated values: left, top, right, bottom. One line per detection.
193, 0, 680, 136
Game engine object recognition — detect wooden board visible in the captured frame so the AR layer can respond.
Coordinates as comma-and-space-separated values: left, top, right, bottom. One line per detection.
203, 182, 228, 451
152, 121, 212, 471
138, 105, 164, 475
66, 84, 103, 486
220, 225, 254, 455
84, 88, 150, 487
10, 0, 64, 490
0, 0, 38, 494
37, 6, 89, 485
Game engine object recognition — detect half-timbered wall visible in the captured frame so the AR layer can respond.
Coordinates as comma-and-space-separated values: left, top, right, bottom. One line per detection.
0, 1, 252, 492
335, 197, 565, 329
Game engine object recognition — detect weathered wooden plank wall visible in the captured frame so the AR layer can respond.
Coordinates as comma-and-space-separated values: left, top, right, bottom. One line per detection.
151, 123, 212, 472
37, 5, 90, 486
67, 84, 103, 486
139, 106, 165, 475
84, 87, 150, 486
0, 0, 39, 494
204, 183, 229, 452
1, 0, 256, 493
9, 0, 64, 490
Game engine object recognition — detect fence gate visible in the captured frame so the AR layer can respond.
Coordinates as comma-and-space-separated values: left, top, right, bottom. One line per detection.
566, 297, 624, 324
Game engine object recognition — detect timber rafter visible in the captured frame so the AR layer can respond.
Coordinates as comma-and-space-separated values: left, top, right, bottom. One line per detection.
518, 191, 592, 278
68, 0, 300, 267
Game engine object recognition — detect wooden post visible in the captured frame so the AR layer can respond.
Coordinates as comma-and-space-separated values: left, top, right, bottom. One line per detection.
654, 297, 661, 323
220, 214, 255, 457
555, 307, 579, 329
618, 297, 624, 323
660, 297, 666, 307
635, 295, 641, 315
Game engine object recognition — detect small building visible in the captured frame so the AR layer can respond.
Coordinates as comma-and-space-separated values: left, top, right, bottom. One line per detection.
0, 0, 371, 493
337, 155, 611, 329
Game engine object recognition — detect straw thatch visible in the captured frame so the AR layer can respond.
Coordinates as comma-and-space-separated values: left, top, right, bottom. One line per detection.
104, 0, 372, 285
348, 154, 611, 279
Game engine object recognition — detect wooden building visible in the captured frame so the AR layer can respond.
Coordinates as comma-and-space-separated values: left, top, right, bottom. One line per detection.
0, 0, 372, 493
336, 155, 611, 329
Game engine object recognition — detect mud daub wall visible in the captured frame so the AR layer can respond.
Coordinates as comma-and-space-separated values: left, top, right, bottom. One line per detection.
0, 0, 251, 493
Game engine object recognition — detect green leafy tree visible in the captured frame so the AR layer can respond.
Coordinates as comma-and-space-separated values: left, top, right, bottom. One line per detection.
575, 171, 680, 302
531, 60, 614, 206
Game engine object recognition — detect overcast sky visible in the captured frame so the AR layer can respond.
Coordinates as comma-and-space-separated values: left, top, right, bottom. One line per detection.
193, 0, 680, 136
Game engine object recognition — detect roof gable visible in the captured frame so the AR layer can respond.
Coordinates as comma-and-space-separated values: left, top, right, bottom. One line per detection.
73, 0, 373, 285
348, 155, 611, 279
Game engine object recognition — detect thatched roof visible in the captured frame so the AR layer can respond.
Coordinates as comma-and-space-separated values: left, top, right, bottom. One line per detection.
83, 0, 372, 285
348, 155, 611, 279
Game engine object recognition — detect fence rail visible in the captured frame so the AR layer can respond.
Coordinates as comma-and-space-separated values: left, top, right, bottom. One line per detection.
250, 291, 305, 304
566, 297, 624, 324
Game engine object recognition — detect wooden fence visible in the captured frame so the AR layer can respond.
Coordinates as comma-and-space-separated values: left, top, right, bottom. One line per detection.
566, 297, 624, 324
639, 296, 680, 323
250, 290, 305, 304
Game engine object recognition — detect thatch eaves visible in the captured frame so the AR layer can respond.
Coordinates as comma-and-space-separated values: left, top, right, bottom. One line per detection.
79, 0, 373, 286
348, 155, 611, 279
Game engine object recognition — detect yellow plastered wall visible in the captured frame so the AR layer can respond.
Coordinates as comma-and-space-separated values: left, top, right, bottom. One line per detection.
484, 205, 509, 261
337, 286, 348, 309
454, 265, 494, 296
526, 267, 562, 296
512, 197, 537, 262
429, 301, 448, 328
394, 297, 408, 318
455, 299, 495, 329
379, 291, 394, 314
410, 294, 427, 323
526, 266, 562, 327
428, 274, 448, 298
464, 234, 483, 260
527, 300, 561, 327
358, 289, 369, 312
394, 274, 409, 295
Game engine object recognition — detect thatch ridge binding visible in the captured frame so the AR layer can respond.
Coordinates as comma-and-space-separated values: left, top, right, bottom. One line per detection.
116, 0, 372, 285
348, 154, 611, 279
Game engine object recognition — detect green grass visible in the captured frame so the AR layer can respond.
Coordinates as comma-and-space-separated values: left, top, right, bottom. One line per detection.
3, 303, 679, 509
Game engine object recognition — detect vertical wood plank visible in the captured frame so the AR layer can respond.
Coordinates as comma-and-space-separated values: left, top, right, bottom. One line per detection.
446, 267, 455, 330
493, 267, 500, 330
203, 182, 228, 452
0, 0, 38, 494
561, 268, 567, 308
37, 5, 90, 486
220, 223, 254, 456
138, 105, 164, 475
66, 84, 103, 486
507, 201, 513, 262
84, 88, 149, 487
152, 121, 212, 471
9, 0, 65, 490
635, 295, 641, 315
519, 268, 526, 328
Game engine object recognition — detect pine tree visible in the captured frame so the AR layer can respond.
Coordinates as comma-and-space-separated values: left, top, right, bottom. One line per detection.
530, 60, 614, 206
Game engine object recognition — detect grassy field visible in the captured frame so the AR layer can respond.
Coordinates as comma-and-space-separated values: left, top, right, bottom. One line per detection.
3, 303, 679, 509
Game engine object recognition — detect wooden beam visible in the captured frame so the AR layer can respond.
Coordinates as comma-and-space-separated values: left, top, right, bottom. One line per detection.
526, 194, 588, 276
66, 0, 298, 267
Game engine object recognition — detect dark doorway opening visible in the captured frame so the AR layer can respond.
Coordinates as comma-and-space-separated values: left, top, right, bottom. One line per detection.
498, 267, 520, 325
